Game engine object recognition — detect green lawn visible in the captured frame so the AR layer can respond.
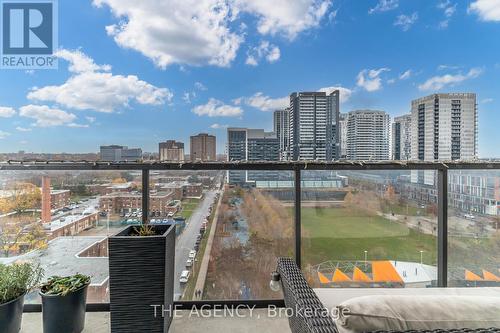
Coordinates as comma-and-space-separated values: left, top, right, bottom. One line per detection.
178, 198, 201, 219
381, 204, 423, 216
301, 207, 437, 266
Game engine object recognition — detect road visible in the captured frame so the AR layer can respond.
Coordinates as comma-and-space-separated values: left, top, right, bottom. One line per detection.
174, 189, 217, 300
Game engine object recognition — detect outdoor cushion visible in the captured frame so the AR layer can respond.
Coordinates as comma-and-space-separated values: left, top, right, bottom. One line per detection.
333, 295, 500, 333
314, 287, 500, 307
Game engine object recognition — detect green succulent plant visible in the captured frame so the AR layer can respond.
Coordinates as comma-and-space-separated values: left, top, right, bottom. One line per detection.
40, 274, 91, 296
0, 262, 43, 304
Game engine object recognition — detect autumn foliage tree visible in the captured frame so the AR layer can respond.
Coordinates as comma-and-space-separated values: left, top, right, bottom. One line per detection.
0, 183, 41, 214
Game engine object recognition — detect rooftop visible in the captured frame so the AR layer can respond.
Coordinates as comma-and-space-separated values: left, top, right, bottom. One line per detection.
0, 236, 109, 286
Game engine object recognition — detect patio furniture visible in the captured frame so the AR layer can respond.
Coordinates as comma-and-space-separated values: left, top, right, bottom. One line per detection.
276, 257, 500, 333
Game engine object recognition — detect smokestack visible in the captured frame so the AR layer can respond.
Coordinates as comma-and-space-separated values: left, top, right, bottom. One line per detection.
41, 176, 51, 223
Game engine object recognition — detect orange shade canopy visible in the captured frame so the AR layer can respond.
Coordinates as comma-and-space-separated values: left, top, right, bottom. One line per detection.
332, 268, 352, 282
482, 270, 500, 281
465, 269, 483, 281
317, 271, 331, 284
353, 267, 372, 282
371, 261, 403, 283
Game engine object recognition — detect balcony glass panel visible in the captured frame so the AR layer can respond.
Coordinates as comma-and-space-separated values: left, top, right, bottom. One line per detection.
448, 170, 500, 287
301, 170, 438, 288
0, 170, 143, 304
198, 170, 294, 301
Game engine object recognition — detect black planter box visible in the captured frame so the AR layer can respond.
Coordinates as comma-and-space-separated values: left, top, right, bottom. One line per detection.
109, 224, 175, 333
41, 284, 88, 333
0, 294, 24, 333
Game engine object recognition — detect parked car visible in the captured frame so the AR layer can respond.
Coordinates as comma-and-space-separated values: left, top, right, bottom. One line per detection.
186, 259, 193, 268
188, 250, 196, 259
194, 244, 200, 251
179, 270, 190, 283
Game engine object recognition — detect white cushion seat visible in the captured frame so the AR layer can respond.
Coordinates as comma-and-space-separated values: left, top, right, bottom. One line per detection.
314, 288, 500, 333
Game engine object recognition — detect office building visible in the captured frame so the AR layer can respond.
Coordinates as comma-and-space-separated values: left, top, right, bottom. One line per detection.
346, 110, 390, 160
227, 128, 280, 185
289, 91, 340, 161
159, 140, 185, 162
190, 133, 216, 162
392, 114, 412, 160
273, 109, 289, 160
411, 93, 477, 184
100, 145, 142, 162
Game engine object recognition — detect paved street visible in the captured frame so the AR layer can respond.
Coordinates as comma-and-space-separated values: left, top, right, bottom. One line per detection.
174, 189, 217, 300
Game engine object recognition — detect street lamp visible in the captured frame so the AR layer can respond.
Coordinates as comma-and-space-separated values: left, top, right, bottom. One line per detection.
420, 250, 424, 264
364, 250, 368, 270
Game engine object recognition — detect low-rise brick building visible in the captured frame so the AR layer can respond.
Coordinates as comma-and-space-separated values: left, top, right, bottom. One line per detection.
99, 191, 176, 217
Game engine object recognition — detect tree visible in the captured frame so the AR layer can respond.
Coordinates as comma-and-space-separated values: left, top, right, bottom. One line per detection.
112, 178, 127, 184
0, 223, 47, 257
0, 224, 24, 257
384, 185, 397, 206
8, 183, 41, 213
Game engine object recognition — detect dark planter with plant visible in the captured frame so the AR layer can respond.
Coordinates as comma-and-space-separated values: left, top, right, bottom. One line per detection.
109, 224, 175, 333
0, 263, 43, 333
40, 274, 90, 333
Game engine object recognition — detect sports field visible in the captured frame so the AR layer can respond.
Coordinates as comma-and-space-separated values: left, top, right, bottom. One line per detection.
301, 207, 437, 266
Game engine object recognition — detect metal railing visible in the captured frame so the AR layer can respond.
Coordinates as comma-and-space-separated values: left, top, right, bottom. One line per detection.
2, 160, 500, 311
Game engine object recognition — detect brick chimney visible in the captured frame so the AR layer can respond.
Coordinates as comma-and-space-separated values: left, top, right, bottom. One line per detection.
41, 176, 51, 223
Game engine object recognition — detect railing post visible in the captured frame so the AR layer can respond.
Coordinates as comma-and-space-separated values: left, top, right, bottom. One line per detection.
142, 168, 149, 224
294, 167, 301, 268
437, 167, 448, 287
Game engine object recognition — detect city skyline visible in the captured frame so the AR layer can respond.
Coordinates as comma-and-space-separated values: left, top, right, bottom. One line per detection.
0, 1, 499, 157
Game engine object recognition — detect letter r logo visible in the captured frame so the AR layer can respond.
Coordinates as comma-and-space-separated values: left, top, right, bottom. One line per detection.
2, 2, 53, 54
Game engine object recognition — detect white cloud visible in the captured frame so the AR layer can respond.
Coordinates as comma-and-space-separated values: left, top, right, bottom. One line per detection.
356, 68, 390, 92
85, 116, 96, 123
183, 92, 196, 104
394, 12, 418, 31
399, 69, 412, 80
245, 41, 280, 66
0, 107, 16, 118
437, 1, 457, 28
438, 64, 461, 71
195, 82, 207, 91
67, 123, 90, 128
27, 49, 172, 113
0, 131, 10, 139
210, 123, 229, 129
234, 0, 332, 40
55, 49, 111, 73
469, 0, 500, 21
93, 0, 242, 69
481, 98, 494, 103
240, 92, 288, 112
15, 127, 32, 132
418, 68, 483, 91
93, 0, 331, 68
318, 86, 353, 104
368, 0, 398, 14
19, 105, 77, 127
192, 98, 243, 117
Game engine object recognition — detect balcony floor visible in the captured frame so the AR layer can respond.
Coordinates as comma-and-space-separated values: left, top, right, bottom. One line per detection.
21, 309, 291, 333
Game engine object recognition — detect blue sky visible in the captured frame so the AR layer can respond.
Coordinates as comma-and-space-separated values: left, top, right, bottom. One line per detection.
0, 0, 499, 157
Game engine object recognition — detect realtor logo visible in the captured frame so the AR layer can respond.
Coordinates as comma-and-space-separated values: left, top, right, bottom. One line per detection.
1, 0, 57, 69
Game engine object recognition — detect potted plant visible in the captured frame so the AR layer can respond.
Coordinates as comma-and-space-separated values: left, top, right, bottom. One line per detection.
0, 263, 43, 333
109, 223, 175, 333
40, 274, 91, 333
